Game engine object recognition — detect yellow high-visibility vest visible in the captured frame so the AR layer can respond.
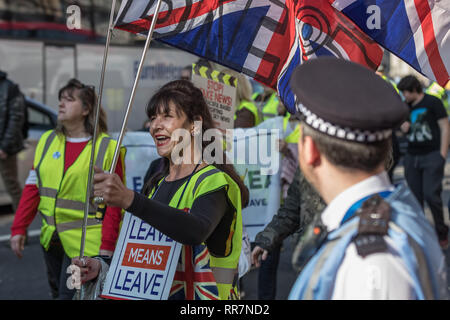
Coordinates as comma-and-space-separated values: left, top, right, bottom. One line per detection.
34, 130, 126, 258
426, 82, 449, 112
262, 92, 279, 121
148, 165, 243, 300
234, 99, 261, 126
283, 113, 301, 143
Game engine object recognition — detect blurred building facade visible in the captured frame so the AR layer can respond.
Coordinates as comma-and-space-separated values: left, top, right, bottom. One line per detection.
0, 1, 198, 131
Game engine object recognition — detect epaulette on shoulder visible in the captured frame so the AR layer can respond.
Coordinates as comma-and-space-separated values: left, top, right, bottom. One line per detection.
353, 194, 391, 257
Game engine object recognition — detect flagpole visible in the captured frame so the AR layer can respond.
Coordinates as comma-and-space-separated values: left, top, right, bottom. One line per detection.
93, 0, 164, 214
109, 0, 163, 175
79, 0, 117, 260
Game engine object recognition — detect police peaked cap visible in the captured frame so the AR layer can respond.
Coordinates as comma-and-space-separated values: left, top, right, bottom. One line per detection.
290, 57, 409, 143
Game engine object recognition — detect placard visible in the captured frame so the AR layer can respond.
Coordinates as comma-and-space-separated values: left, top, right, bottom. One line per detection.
101, 213, 182, 300
191, 64, 237, 130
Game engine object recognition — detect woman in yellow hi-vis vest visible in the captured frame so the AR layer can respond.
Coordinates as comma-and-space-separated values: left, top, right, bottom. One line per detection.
73, 80, 249, 300
10, 79, 125, 299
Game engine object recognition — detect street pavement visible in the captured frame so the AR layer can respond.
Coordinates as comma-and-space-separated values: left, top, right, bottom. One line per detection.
0, 164, 449, 300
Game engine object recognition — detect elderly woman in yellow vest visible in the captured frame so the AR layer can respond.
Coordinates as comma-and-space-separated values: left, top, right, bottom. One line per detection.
10, 79, 125, 299
223, 69, 261, 128
72, 79, 248, 300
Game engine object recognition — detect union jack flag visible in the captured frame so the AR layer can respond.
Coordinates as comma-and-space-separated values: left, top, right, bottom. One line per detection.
114, 0, 383, 114
330, 0, 450, 87
278, 0, 384, 111
169, 244, 219, 300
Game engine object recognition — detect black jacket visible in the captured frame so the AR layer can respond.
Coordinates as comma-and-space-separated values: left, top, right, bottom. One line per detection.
0, 71, 25, 155
254, 167, 326, 252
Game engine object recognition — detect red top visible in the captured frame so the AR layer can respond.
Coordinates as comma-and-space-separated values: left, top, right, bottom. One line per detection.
11, 139, 124, 252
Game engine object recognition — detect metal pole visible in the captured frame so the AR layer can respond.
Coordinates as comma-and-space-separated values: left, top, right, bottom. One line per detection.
79, 0, 117, 260
107, 0, 163, 175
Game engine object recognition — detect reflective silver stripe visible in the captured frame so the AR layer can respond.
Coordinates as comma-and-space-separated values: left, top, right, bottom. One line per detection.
393, 223, 435, 299
192, 168, 220, 196
408, 239, 434, 299
55, 198, 96, 212
57, 218, 102, 232
211, 267, 238, 284
304, 222, 356, 300
35, 131, 57, 190
95, 137, 113, 168
39, 211, 55, 226
262, 112, 276, 119
39, 187, 58, 198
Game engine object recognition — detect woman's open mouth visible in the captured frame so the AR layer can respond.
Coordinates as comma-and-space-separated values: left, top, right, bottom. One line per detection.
155, 135, 170, 147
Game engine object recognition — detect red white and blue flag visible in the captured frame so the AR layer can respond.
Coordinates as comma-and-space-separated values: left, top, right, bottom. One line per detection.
278, 0, 383, 111
114, 0, 383, 114
330, 0, 450, 87
169, 244, 219, 300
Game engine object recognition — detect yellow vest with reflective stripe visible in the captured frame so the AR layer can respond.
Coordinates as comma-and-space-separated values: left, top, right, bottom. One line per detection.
148, 165, 243, 300
426, 82, 449, 111
283, 113, 301, 143
426, 82, 446, 100
234, 99, 261, 126
34, 130, 125, 258
262, 92, 279, 121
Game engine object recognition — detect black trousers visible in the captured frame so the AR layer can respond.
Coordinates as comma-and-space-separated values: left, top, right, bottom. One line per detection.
41, 233, 76, 300
404, 150, 449, 241
257, 244, 281, 300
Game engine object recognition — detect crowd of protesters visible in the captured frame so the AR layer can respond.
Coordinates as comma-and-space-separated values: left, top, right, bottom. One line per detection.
4, 59, 450, 300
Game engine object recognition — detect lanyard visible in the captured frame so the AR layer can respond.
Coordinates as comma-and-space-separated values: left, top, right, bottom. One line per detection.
340, 190, 392, 226
152, 163, 201, 208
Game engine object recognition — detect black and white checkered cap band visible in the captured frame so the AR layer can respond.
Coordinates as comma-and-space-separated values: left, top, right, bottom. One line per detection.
297, 104, 392, 142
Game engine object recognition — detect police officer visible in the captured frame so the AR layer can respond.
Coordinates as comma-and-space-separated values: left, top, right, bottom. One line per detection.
288, 58, 448, 299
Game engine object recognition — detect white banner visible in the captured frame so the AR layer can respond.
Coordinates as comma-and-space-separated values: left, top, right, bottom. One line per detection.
229, 117, 283, 241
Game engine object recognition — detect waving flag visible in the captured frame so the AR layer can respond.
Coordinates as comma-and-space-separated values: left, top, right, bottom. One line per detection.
169, 244, 219, 300
330, 0, 450, 87
115, 0, 383, 114
278, 0, 384, 111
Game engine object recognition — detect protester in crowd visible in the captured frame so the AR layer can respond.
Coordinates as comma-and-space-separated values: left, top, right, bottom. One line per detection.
279, 104, 301, 198
10, 79, 125, 299
252, 167, 326, 299
376, 66, 402, 183
243, 99, 303, 299
397, 75, 449, 249
0, 70, 26, 212
226, 69, 261, 128
72, 79, 249, 300
253, 86, 280, 122
289, 58, 447, 299
426, 81, 449, 114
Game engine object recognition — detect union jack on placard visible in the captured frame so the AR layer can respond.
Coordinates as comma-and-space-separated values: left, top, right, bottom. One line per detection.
169, 244, 219, 300
114, 0, 383, 114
